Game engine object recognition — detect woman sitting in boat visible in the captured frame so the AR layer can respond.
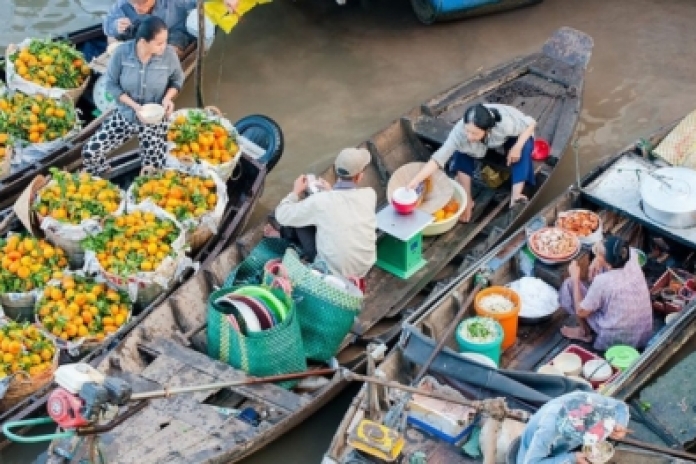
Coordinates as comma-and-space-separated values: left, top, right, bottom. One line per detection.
559, 236, 653, 350
517, 391, 629, 464
104, 0, 240, 57
82, 16, 183, 176
407, 103, 537, 222
265, 148, 377, 280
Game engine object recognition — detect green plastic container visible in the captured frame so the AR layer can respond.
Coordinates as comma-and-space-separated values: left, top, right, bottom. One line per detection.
455, 317, 504, 366
605, 345, 640, 371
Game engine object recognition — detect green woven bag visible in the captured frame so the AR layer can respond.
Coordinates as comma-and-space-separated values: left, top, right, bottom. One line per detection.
224, 237, 290, 288
207, 286, 307, 388
281, 248, 363, 362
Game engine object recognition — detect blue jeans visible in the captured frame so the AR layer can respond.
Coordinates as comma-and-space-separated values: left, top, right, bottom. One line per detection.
449, 136, 536, 186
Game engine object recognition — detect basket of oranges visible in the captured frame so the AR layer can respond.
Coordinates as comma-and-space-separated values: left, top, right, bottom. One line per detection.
6, 38, 91, 101
0, 110, 13, 179
127, 166, 227, 252
166, 107, 242, 181
0, 234, 68, 322
33, 168, 125, 268
0, 319, 59, 412
422, 179, 468, 237
81, 206, 194, 307
34, 272, 132, 355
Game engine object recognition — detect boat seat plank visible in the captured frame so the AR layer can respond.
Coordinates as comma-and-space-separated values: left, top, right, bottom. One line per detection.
101, 406, 177, 461
116, 418, 212, 464
357, 189, 500, 333
154, 363, 219, 403
145, 338, 307, 412
152, 396, 255, 438
139, 352, 189, 386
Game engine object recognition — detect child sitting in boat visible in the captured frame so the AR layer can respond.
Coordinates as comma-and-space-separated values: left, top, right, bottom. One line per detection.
517, 391, 629, 464
407, 103, 537, 222
266, 148, 377, 279
559, 236, 653, 350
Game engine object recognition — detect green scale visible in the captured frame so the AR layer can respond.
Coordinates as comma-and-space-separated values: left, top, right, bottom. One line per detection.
375, 205, 433, 279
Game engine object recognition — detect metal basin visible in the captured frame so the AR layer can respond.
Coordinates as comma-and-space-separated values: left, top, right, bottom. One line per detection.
640, 167, 696, 229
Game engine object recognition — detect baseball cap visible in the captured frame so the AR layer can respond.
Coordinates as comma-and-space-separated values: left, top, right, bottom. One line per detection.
334, 148, 371, 177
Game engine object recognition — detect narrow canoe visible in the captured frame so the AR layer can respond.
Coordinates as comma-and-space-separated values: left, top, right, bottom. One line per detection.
323, 120, 696, 464
42, 27, 592, 463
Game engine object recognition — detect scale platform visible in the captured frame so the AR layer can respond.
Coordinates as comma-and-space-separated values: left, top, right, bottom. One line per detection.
375, 205, 433, 279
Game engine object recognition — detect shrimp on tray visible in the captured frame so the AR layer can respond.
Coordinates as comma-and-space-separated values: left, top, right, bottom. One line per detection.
556, 210, 600, 237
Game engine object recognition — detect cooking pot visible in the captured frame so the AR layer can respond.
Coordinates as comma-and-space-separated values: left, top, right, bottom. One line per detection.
640, 167, 696, 228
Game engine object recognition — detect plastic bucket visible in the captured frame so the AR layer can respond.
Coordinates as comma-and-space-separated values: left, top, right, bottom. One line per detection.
455, 317, 504, 366
474, 286, 521, 350
605, 345, 640, 371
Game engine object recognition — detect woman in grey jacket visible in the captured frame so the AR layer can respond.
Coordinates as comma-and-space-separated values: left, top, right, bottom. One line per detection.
82, 16, 184, 175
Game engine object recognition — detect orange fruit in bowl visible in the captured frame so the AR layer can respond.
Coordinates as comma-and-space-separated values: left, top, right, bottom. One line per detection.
433, 209, 446, 222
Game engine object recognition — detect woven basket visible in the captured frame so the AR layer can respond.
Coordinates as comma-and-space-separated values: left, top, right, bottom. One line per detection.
0, 343, 59, 412
0, 292, 37, 322
166, 106, 242, 182
5, 42, 90, 101
207, 287, 306, 388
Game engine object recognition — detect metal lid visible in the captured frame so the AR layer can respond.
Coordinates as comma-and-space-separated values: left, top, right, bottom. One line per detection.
640, 167, 696, 214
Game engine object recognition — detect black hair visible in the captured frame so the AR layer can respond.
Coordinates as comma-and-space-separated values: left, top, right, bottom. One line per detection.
603, 236, 630, 268
463, 104, 502, 131
133, 15, 168, 42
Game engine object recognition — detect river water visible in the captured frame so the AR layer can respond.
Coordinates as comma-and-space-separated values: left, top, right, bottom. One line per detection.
2, 0, 696, 462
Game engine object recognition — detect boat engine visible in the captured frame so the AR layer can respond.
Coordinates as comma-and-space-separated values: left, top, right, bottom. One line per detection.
47, 364, 132, 429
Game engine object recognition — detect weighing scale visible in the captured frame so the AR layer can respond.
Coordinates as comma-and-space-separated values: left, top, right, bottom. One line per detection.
375, 205, 433, 279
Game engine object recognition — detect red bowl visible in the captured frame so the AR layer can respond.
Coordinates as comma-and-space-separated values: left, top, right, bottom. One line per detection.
532, 139, 550, 161
391, 187, 418, 215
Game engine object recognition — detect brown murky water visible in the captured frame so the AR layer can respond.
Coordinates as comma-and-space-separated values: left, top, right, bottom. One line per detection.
2, 0, 696, 462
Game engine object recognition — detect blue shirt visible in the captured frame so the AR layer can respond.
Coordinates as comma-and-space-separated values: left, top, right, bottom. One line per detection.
103, 0, 197, 43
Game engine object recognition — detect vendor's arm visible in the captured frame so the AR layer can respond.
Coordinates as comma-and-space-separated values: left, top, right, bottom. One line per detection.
407, 119, 465, 190
521, 413, 587, 464
568, 261, 600, 319
505, 106, 537, 165
275, 175, 319, 228
161, 49, 185, 114
103, 0, 130, 39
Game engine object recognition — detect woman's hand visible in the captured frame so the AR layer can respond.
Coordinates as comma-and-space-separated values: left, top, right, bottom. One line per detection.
407, 179, 421, 191
162, 98, 175, 117
568, 260, 581, 281
507, 144, 522, 166
293, 175, 308, 196
132, 103, 146, 123
610, 424, 629, 440
588, 256, 609, 281
116, 18, 132, 34
575, 452, 590, 464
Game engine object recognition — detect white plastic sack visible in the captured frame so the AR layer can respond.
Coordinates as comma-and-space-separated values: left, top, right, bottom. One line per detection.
82, 203, 198, 303
186, 9, 216, 51
126, 164, 228, 236
507, 277, 559, 319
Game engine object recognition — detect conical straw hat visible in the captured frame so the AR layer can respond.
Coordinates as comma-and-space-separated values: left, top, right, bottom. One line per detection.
387, 162, 454, 214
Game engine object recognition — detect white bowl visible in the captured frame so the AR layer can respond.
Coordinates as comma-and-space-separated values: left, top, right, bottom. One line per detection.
553, 352, 583, 376
393, 187, 418, 204
422, 178, 468, 237
583, 442, 615, 464
537, 364, 564, 376
139, 103, 165, 124
582, 359, 613, 382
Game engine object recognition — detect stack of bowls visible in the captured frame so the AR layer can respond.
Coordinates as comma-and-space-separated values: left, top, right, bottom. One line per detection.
215, 286, 289, 335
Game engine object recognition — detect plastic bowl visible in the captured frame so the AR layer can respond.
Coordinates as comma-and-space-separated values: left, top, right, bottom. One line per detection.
139, 103, 165, 124
423, 178, 468, 236
582, 442, 615, 464
583, 359, 613, 382
531, 139, 550, 161
233, 286, 288, 322
537, 364, 564, 376
552, 352, 583, 376
391, 187, 419, 215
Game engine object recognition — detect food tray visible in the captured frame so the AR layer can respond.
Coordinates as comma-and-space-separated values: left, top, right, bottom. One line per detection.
649, 268, 695, 314
528, 227, 580, 262
558, 344, 620, 389
555, 209, 603, 245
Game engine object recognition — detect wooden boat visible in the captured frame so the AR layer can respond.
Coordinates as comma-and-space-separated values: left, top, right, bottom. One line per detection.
0, 23, 198, 199
37, 28, 592, 463
322, 120, 696, 464
0, 115, 284, 438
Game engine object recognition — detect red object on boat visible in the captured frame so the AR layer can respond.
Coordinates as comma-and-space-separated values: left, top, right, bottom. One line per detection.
532, 139, 551, 161
47, 388, 91, 428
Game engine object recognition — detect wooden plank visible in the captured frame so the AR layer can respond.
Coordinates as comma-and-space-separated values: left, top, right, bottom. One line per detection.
412, 115, 453, 146
101, 406, 176, 462
400, 117, 433, 163
157, 363, 218, 403
145, 338, 307, 413
152, 395, 254, 437
366, 141, 391, 187
117, 419, 211, 464
139, 353, 187, 385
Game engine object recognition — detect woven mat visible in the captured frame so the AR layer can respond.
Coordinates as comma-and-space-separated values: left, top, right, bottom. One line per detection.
654, 109, 696, 168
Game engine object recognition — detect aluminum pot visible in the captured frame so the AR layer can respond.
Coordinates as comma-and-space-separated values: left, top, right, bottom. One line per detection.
640, 167, 696, 229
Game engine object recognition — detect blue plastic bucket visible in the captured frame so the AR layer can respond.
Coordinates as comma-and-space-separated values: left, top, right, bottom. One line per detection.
455, 317, 504, 366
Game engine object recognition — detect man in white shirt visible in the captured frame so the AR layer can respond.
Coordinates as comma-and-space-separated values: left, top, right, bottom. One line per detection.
270, 148, 377, 278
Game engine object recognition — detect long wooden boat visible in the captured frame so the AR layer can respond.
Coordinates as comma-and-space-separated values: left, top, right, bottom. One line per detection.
323, 120, 696, 464
37, 28, 593, 463
0, 115, 284, 442
0, 24, 198, 200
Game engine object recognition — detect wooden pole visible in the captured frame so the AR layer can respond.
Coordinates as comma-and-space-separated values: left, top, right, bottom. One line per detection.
195, 0, 205, 108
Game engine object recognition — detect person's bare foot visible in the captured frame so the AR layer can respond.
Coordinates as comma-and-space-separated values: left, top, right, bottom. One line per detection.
263, 223, 280, 238
458, 201, 475, 223
561, 326, 593, 343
